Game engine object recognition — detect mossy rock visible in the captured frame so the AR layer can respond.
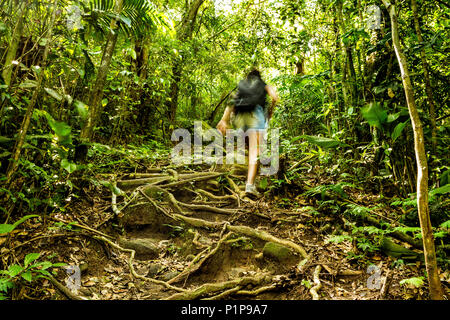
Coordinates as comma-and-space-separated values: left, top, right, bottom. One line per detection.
262, 242, 296, 262
118, 238, 159, 260
119, 185, 170, 230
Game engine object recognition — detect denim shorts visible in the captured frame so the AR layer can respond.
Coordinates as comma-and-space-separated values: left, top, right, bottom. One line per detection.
232, 105, 267, 132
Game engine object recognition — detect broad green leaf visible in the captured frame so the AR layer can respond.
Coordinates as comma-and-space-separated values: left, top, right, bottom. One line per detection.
129, 48, 137, 60
35, 269, 51, 276
24, 253, 40, 267
361, 102, 387, 130
19, 80, 38, 89
387, 112, 401, 123
7, 265, 23, 278
76, 68, 85, 77
21, 271, 32, 282
391, 121, 407, 142
74, 100, 89, 120
52, 121, 72, 139
0, 277, 14, 293
0, 224, 14, 234
42, 112, 72, 145
301, 135, 349, 149
61, 158, 77, 173
64, 94, 73, 105
33, 261, 52, 270
44, 88, 63, 101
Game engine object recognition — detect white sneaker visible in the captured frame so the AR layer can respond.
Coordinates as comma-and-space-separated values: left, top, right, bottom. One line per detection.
245, 184, 260, 197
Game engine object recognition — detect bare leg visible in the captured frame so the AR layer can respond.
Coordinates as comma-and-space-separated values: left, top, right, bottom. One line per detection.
247, 130, 262, 185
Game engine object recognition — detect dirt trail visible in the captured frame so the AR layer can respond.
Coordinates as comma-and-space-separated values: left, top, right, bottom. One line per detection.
8, 163, 431, 300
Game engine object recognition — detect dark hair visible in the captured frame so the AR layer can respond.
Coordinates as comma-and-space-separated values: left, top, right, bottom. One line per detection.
247, 68, 261, 79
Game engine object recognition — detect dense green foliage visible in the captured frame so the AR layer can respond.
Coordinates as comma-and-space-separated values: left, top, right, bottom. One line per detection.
0, 0, 448, 299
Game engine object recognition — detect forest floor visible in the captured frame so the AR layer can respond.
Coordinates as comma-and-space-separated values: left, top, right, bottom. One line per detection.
4, 158, 448, 300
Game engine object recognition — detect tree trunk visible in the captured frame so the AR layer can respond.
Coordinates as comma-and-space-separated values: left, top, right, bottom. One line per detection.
411, 0, 437, 157
2, 0, 27, 86
166, 0, 205, 124
336, 1, 351, 108
6, 0, 57, 183
80, 0, 124, 141
167, 62, 182, 124
346, 46, 358, 105
382, 0, 443, 300
294, 58, 305, 76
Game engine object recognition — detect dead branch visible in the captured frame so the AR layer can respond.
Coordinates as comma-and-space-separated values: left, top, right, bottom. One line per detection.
378, 269, 392, 300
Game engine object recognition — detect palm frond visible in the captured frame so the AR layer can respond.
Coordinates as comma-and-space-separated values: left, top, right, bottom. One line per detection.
82, 0, 163, 37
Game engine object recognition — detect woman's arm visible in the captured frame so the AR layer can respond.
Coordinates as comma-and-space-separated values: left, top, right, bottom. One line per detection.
216, 106, 234, 135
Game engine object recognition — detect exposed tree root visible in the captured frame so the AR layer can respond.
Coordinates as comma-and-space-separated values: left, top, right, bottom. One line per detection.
171, 213, 308, 257
125, 173, 165, 178
236, 283, 279, 297
310, 265, 322, 300
167, 232, 234, 285
93, 235, 186, 293
203, 286, 242, 300
159, 173, 223, 188
164, 274, 270, 300
47, 275, 85, 300
190, 229, 208, 249
108, 168, 312, 300
117, 176, 171, 188
226, 176, 243, 195
177, 201, 239, 215
53, 217, 114, 240
195, 188, 237, 202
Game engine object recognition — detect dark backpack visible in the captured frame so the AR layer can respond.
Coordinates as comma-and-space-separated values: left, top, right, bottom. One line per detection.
232, 76, 266, 112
